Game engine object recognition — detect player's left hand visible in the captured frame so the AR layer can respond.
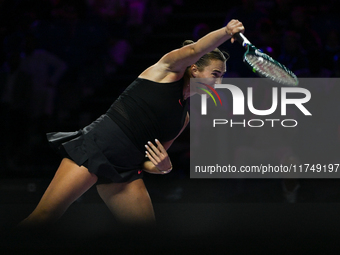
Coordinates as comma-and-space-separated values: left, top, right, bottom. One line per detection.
145, 139, 172, 174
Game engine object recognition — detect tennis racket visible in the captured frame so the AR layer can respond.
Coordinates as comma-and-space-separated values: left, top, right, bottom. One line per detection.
234, 33, 299, 86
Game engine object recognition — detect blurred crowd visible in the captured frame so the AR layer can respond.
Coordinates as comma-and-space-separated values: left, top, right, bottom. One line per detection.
221, 0, 340, 78
0, 0, 339, 182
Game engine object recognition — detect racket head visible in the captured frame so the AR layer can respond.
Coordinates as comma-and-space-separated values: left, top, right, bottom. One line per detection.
243, 44, 299, 86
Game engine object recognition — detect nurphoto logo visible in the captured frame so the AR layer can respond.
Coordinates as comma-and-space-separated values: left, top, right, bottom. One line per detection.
196, 81, 312, 128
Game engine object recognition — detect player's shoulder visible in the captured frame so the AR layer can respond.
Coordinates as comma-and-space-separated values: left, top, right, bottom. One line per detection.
138, 62, 184, 83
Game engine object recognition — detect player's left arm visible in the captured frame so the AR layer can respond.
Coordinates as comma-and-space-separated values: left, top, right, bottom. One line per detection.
143, 113, 189, 174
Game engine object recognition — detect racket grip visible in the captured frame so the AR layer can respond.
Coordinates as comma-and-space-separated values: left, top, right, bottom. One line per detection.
233, 33, 251, 47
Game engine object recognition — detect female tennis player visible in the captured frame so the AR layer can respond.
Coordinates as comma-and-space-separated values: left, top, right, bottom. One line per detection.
18, 19, 245, 227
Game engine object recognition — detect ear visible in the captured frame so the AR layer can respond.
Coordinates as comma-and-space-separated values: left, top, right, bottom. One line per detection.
190, 64, 199, 78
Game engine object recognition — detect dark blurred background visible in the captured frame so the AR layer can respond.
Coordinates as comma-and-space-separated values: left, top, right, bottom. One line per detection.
1, 1, 340, 251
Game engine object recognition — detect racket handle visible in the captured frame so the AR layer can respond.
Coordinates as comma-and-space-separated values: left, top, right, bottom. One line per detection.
233, 33, 251, 47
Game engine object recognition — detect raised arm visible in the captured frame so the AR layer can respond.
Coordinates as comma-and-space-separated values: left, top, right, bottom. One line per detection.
160, 19, 244, 74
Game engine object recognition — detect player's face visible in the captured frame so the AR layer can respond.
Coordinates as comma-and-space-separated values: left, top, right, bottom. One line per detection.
195, 59, 226, 84
189, 59, 226, 97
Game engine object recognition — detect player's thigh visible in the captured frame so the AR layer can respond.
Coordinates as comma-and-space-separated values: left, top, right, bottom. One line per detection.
96, 179, 155, 222
38, 158, 98, 213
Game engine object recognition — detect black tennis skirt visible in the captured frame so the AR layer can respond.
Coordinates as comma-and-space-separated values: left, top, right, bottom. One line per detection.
46, 114, 145, 184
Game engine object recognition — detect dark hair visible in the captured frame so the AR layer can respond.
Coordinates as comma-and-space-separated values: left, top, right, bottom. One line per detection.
182, 40, 230, 71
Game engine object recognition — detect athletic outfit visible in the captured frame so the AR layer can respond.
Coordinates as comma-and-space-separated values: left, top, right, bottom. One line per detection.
47, 78, 189, 183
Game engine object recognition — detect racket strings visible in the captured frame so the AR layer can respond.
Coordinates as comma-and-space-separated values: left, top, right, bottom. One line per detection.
245, 54, 297, 86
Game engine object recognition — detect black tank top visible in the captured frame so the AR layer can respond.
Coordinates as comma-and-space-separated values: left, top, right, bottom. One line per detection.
106, 77, 189, 152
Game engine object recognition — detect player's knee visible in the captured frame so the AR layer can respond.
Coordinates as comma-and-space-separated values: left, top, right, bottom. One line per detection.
30, 205, 65, 225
